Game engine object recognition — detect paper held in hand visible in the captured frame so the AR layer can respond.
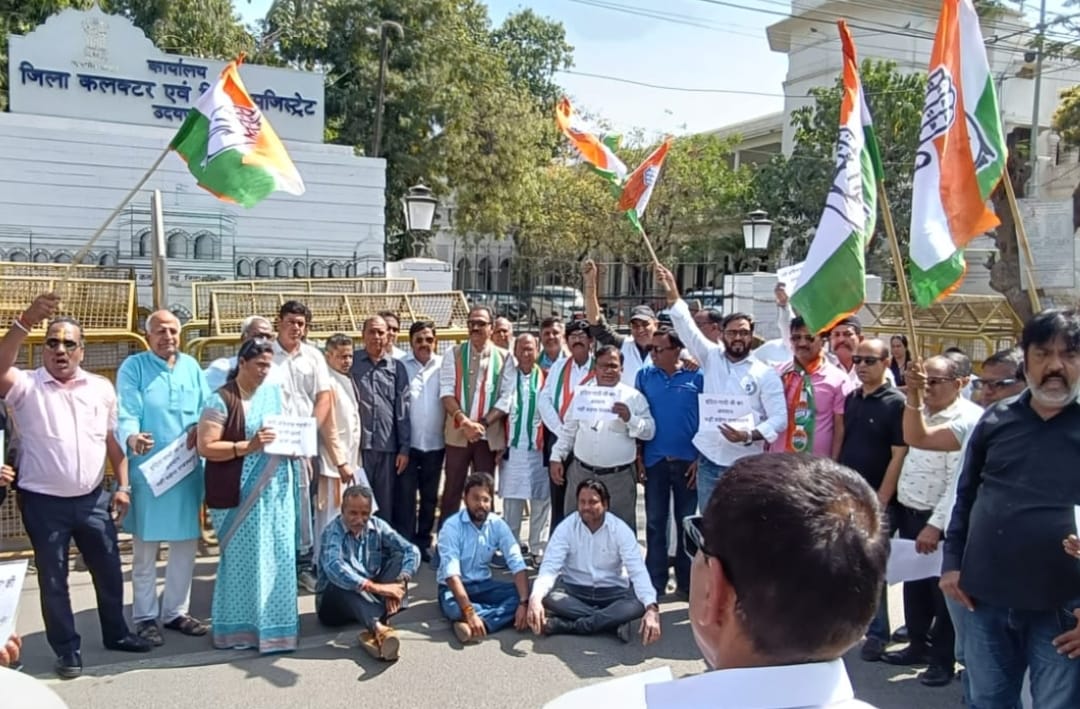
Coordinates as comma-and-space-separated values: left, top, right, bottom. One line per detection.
263, 415, 318, 458
0, 559, 29, 646
141, 434, 200, 498
698, 394, 754, 430
571, 386, 620, 422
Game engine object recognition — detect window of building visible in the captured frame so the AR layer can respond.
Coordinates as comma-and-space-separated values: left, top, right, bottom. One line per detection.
136, 230, 150, 258
328, 262, 343, 277
255, 259, 271, 278
496, 258, 511, 291
236, 260, 252, 277
53, 252, 72, 264
456, 258, 471, 290
32, 251, 49, 263
310, 262, 326, 278
194, 232, 216, 260
7, 249, 28, 262
274, 259, 290, 278
477, 257, 492, 291
167, 232, 188, 259
99, 252, 117, 266
293, 261, 307, 278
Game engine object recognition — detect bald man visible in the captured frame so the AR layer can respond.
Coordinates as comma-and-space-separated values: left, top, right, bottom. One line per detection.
116, 310, 212, 645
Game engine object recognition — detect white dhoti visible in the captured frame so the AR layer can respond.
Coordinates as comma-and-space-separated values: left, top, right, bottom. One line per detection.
499, 447, 550, 553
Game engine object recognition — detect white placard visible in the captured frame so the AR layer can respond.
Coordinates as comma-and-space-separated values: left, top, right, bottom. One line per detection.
1074, 505, 1080, 536
0, 430, 5, 467
570, 386, 619, 422
776, 262, 805, 290
724, 412, 757, 432
698, 393, 752, 429
0, 559, 29, 644
140, 434, 199, 498
886, 538, 944, 584
263, 415, 317, 458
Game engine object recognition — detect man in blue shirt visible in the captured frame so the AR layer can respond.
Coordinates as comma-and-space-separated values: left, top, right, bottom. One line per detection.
317, 485, 420, 661
636, 327, 703, 598
437, 472, 530, 644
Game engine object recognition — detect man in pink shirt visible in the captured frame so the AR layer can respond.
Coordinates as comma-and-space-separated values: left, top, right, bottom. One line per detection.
0, 293, 151, 679
770, 316, 852, 459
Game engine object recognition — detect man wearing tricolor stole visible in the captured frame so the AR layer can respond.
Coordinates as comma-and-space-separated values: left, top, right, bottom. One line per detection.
438, 306, 508, 529
538, 319, 595, 533
770, 316, 852, 460
490, 334, 550, 563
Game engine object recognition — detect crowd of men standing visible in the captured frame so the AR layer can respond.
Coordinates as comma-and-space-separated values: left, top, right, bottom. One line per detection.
0, 264, 1078, 709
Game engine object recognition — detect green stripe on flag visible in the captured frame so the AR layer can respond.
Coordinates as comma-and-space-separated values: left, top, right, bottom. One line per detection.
972, 76, 1006, 200
170, 111, 277, 208
790, 230, 868, 335
863, 124, 885, 182
910, 251, 966, 308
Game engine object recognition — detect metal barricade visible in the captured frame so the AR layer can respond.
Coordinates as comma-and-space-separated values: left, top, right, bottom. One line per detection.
190, 277, 418, 320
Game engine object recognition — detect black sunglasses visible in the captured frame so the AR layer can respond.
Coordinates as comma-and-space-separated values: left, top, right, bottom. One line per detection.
683, 515, 737, 588
851, 355, 883, 365
44, 338, 80, 351
972, 378, 1018, 391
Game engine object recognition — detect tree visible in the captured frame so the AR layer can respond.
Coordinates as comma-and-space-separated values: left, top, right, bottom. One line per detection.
750, 60, 925, 282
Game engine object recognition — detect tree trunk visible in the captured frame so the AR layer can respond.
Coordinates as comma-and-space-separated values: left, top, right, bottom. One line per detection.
988, 157, 1036, 323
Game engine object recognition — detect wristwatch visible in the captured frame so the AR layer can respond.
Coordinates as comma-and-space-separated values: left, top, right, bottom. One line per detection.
116, 485, 132, 494
743, 431, 755, 446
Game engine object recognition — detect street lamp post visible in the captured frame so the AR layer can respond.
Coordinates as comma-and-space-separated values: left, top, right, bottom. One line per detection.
400, 181, 438, 258
371, 20, 404, 159
741, 209, 773, 251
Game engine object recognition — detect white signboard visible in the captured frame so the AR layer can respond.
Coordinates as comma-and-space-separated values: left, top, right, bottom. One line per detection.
698, 393, 751, 428
1017, 199, 1077, 290
570, 386, 619, 422
886, 539, 944, 584
8, 6, 325, 143
263, 415, 318, 458
0, 560, 29, 646
140, 434, 199, 498
776, 262, 805, 290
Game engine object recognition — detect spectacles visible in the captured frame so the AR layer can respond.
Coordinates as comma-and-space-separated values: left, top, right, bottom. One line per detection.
851, 355, 883, 365
467, 320, 492, 328
45, 338, 80, 351
386, 326, 400, 333
723, 329, 753, 338
682, 515, 711, 560
972, 378, 1018, 391
790, 334, 818, 343
926, 376, 959, 387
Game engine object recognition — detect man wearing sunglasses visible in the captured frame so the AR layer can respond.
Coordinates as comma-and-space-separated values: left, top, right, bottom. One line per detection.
645, 454, 887, 707
0, 293, 153, 677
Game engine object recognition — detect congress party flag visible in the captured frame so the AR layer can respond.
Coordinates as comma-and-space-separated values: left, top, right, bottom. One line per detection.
555, 97, 629, 187
618, 139, 671, 236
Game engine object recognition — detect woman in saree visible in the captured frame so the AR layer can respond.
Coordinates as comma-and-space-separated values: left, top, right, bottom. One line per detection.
197, 338, 298, 653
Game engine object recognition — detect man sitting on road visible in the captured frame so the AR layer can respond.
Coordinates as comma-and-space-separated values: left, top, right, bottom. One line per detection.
316, 485, 420, 662
437, 473, 530, 645
527, 479, 661, 645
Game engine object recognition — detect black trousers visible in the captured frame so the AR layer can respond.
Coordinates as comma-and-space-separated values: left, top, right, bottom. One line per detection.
362, 450, 398, 524
543, 425, 572, 534
316, 554, 406, 632
407, 448, 445, 549
18, 487, 131, 655
897, 504, 955, 667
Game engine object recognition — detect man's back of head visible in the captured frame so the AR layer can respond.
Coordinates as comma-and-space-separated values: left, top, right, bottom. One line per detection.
693, 453, 889, 669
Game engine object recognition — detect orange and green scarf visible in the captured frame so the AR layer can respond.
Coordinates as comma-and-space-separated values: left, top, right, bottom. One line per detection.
778, 357, 821, 453
454, 341, 505, 425
554, 356, 595, 420
510, 365, 546, 450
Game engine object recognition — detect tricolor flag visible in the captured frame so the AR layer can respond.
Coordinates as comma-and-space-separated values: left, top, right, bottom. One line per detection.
555, 97, 628, 187
618, 139, 671, 235
909, 0, 1006, 306
790, 21, 883, 335
170, 60, 305, 208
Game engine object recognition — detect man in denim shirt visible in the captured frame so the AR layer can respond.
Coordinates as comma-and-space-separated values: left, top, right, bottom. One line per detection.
316, 485, 420, 661
437, 472, 531, 644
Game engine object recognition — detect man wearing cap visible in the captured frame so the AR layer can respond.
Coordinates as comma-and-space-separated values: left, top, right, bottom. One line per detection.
538, 318, 594, 532
583, 260, 657, 387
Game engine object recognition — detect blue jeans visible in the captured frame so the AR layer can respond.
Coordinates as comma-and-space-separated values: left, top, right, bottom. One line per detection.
695, 456, 728, 513
438, 579, 520, 634
645, 458, 697, 594
543, 582, 644, 635
964, 600, 1080, 709
866, 586, 891, 642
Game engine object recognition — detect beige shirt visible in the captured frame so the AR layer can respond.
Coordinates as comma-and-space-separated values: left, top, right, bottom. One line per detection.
439, 341, 509, 450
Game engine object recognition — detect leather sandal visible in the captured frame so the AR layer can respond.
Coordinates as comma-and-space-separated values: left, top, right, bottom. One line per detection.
164, 615, 210, 637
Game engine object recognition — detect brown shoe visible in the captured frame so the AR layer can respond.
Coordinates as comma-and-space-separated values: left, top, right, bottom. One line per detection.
453, 621, 474, 644
375, 628, 400, 661
357, 631, 381, 659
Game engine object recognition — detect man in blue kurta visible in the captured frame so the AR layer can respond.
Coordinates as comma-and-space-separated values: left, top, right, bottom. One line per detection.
116, 310, 210, 646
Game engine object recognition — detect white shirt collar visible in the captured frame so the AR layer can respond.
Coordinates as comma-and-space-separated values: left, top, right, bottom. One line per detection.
645, 659, 859, 709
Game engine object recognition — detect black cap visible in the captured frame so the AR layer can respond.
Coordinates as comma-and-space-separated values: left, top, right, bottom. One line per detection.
565, 319, 591, 336
630, 305, 656, 322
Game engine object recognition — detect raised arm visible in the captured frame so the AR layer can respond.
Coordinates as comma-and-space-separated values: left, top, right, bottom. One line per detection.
657, 265, 717, 364
0, 293, 60, 398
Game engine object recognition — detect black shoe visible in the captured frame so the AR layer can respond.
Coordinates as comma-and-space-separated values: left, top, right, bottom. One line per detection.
920, 664, 956, 687
891, 625, 909, 643
55, 651, 82, 679
544, 617, 574, 636
860, 637, 886, 662
882, 644, 931, 666
105, 633, 153, 653
419, 547, 432, 563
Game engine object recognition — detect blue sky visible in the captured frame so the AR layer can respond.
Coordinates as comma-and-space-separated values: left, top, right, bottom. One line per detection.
236, 0, 1071, 138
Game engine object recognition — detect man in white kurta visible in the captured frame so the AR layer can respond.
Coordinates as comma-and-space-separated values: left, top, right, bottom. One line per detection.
491, 334, 550, 559
116, 310, 210, 644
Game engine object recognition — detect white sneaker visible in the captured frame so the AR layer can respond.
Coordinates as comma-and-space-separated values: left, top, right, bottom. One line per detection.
298, 570, 318, 593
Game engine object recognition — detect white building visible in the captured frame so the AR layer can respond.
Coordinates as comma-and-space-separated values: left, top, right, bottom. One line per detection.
0, 7, 385, 318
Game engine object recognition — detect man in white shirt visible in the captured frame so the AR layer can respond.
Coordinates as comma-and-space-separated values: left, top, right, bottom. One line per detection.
528, 478, 660, 643
583, 259, 657, 387
550, 345, 655, 532
378, 310, 409, 360
538, 318, 594, 532
272, 300, 344, 592
656, 265, 787, 513
644, 453, 886, 708
402, 320, 445, 562
204, 315, 277, 391
493, 317, 514, 351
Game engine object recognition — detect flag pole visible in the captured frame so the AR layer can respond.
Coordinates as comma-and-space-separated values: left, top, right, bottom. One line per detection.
59, 145, 172, 287
877, 181, 921, 356
638, 229, 662, 268
1000, 169, 1043, 314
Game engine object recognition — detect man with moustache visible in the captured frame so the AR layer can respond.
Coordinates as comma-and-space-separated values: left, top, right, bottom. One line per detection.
439, 306, 508, 527
838, 337, 907, 661
693, 308, 723, 345
351, 316, 411, 530
538, 317, 568, 373
771, 316, 851, 459
437, 473, 530, 644
827, 316, 893, 388
943, 309, 1080, 708
550, 346, 655, 531
583, 260, 658, 387
656, 265, 787, 513
1, 294, 151, 677
538, 318, 594, 531
493, 317, 514, 351
116, 310, 211, 646
402, 320, 445, 561
204, 315, 277, 391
